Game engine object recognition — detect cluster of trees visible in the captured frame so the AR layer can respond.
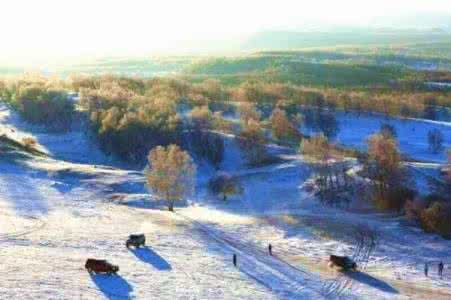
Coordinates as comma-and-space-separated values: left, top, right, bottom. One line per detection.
270, 108, 302, 143
187, 106, 224, 168
0, 75, 74, 130
79, 77, 184, 163
300, 121, 450, 238
237, 118, 270, 166
362, 128, 450, 238
408, 153, 451, 238
300, 134, 345, 203
364, 133, 415, 212
405, 195, 451, 239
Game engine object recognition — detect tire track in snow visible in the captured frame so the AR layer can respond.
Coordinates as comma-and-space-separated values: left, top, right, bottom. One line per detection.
175, 212, 324, 299
323, 224, 378, 298
0, 216, 47, 241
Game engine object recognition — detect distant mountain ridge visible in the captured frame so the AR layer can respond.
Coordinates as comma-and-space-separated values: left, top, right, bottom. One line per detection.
369, 12, 451, 30
240, 28, 451, 51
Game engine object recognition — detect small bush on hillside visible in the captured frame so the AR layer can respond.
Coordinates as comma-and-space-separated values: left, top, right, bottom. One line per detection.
420, 202, 451, 238
208, 173, 243, 201
405, 193, 451, 239
22, 137, 37, 149
189, 106, 213, 131
374, 186, 416, 212
380, 123, 397, 139
300, 134, 331, 161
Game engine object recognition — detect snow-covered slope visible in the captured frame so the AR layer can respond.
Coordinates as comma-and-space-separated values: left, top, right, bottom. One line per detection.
331, 112, 451, 163
1, 104, 450, 299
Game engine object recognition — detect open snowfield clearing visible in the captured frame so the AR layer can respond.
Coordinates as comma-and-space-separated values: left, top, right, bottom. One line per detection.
225, 105, 451, 163
331, 111, 451, 163
1, 104, 451, 299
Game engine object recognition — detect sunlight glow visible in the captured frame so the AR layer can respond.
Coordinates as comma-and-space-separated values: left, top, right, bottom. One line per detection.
0, 0, 449, 63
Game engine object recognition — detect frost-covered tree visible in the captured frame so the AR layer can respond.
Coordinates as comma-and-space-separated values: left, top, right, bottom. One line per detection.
270, 108, 301, 143
237, 119, 268, 166
238, 102, 261, 123
187, 106, 224, 167
146, 145, 196, 211
366, 133, 406, 210
189, 106, 213, 131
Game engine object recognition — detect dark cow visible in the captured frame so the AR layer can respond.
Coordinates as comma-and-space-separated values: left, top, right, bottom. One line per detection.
85, 259, 119, 275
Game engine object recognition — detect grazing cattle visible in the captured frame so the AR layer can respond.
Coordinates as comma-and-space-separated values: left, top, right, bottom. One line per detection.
126, 234, 146, 248
329, 255, 357, 271
85, 259, 119, 275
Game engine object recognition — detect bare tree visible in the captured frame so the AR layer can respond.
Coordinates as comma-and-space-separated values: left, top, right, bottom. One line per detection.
146, 144, 196, 211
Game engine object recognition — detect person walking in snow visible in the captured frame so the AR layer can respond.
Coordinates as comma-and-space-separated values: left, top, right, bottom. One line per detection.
233, 254, 237, 267
424, 263, 428, 277
268, 244, 273, 256
439, 261, 444, 279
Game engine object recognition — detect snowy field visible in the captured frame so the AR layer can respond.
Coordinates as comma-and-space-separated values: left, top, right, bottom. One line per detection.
331, 112, 451, 163
1, 104, 451, 299
224, 105, 451, 163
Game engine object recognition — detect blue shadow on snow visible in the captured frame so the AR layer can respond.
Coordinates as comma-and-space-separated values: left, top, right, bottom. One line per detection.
130, 246, 172, 271
346, 271, 398, 294
90, 273, 133, 299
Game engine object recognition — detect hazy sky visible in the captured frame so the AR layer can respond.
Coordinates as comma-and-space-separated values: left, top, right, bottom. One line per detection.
1, 0, 450, 63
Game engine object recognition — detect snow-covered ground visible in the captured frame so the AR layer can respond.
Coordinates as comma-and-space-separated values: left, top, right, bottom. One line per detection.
220, 104, 451, 163
1, 104, 451, 299
0, 103, 113, 165
330, 112, 451, 163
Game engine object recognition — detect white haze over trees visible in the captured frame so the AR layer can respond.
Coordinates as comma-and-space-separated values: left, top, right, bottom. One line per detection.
0, 0, 450, 65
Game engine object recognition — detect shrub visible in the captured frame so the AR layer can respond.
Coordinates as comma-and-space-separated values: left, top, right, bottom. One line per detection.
374, 187, 416, 212
420, 202, 451, 238
208, 173, 243, 201
189, 106, 213, 130
300, 134, 331, 161
380, 123, 397, 139
22, 137, 37, 149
